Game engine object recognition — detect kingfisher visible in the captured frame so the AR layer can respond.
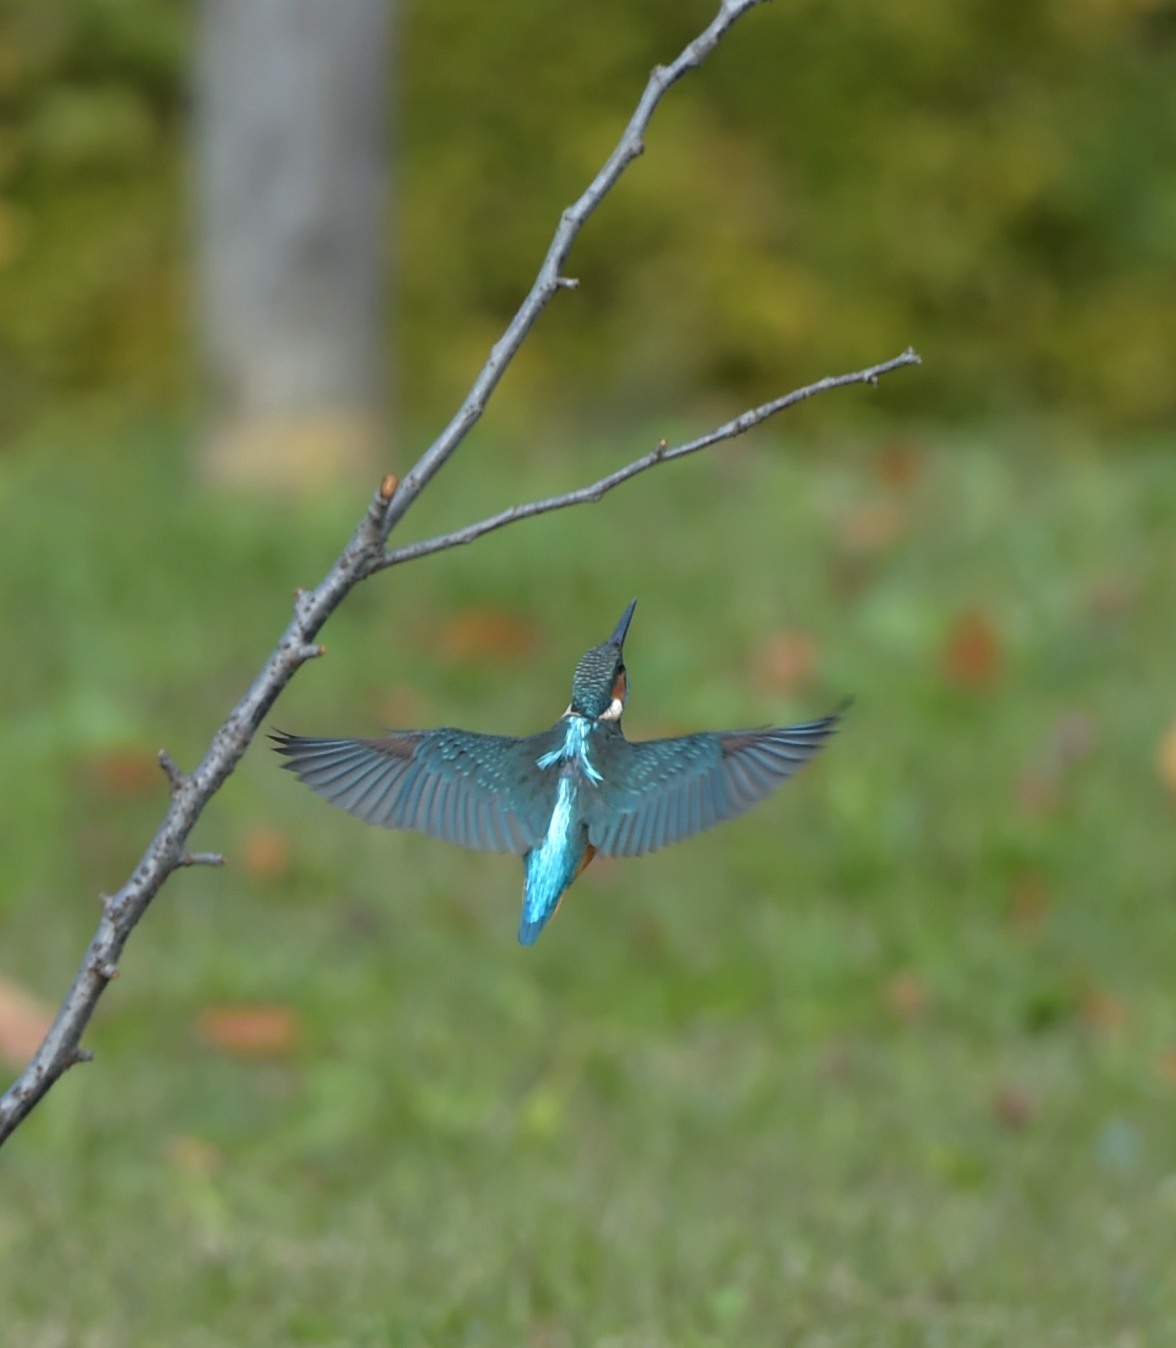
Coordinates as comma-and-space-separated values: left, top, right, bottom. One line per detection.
272, 600, 841, 946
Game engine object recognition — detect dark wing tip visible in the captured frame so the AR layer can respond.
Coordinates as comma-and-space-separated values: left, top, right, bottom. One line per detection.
773, 700, 851, 741
269, 728, 300, 764
270, 729, 321, 783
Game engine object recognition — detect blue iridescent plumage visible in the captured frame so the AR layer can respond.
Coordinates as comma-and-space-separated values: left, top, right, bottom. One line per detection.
273, 599, 842, 946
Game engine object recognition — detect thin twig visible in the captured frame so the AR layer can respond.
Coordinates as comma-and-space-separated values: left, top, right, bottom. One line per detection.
157, 750, 186, 792
372, 349, 920, 573
177, 852, 226, 869
0, 0, 916, 1148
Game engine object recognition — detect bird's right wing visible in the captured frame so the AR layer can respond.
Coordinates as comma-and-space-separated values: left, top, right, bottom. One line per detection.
272, 728, 558, 854
587, 713, 841, 858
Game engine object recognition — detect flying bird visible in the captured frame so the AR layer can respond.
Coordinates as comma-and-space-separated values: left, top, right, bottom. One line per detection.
273, 600, 841, 946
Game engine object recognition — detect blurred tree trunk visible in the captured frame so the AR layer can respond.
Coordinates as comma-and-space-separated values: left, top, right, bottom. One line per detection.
195, 0, 391, 491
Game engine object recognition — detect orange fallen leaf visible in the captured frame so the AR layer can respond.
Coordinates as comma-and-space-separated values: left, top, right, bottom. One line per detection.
836, 500, 905, 554
872, 437, 924, 489
437, 608, 538, 666
242, 828, 291, 881
88, 747, 161, 798
0, 976, 53, 1069
1079, 990, 1128, 1035
942, 609, 1002, 689
196, 1005, 301, 1058
754, 630, 819, 695
885, 972, 928, 1020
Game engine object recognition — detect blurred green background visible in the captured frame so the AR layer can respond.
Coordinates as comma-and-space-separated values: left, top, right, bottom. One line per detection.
2, 0, 1176, 433
2, 2, 1176, 1345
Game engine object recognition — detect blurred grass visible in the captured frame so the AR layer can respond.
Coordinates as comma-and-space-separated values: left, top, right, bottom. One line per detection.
1, 419, 1176, 1346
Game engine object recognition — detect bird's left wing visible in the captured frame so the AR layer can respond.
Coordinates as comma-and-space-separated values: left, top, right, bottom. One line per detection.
272, 728, 557, 854
587, 712, 841, 858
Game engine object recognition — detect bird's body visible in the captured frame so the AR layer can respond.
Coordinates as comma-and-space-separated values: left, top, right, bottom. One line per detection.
273, 601, 841, 945
520, 712, 599, 943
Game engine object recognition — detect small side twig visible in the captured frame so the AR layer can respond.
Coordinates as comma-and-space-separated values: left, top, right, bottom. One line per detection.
158, 751, 186, 793
178, 852, 225, 869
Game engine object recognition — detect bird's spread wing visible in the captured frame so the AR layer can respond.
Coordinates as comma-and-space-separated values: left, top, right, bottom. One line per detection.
587, 712, 841, 858
272, 728, 556, 854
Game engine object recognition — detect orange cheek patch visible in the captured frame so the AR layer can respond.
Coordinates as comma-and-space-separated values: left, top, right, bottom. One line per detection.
612, 671, 627, 703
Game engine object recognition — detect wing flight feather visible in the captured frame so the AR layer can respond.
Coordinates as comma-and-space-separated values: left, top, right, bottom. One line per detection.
589, 712, 841, 858
272, 728, 555, 854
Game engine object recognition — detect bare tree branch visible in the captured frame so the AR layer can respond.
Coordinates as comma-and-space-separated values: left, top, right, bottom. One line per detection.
0, 0, 918, 1148
372, 349, 921, 573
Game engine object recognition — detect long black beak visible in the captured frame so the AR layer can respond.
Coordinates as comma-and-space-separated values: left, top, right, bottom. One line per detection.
609, 598, 637, 648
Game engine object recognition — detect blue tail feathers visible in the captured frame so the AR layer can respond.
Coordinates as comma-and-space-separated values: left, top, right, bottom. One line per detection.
518, 864, 566, 946
518, 912, 547, 947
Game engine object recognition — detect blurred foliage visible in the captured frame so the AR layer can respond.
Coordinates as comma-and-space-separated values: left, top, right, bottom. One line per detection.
2, 419, 1176, 1341
1, 0, 1176, 437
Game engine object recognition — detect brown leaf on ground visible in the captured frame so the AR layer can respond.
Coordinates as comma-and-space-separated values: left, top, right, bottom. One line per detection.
872, 437, 925, 489
754, 630, 819, 696
992, 1086, 1033, 1130
1006, 871, 1053, 939
0, 976, 53, 1068
941, 609, 1002, 689
196, 1005, 301, 1058
885, 972, 928, 1020
88, 747, 161, 797
836, 500, 905, 554
437, 608, 538, 666
1079, 990, 1128, 1035
242, 827, 291, 881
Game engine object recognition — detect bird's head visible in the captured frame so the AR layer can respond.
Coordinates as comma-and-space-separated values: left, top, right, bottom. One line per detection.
568, 599, 636, 723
